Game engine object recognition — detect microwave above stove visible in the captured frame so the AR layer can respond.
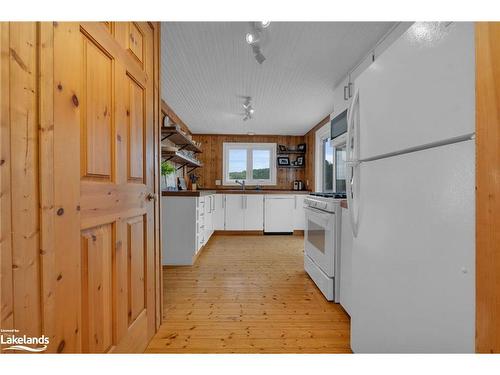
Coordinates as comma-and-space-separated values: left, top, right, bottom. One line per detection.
331, 109, 348, 140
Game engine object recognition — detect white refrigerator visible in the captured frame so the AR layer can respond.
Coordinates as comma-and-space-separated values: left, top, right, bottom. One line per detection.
346, 22, 475, 353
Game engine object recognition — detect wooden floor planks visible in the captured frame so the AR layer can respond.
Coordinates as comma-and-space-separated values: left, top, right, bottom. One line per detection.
145, 234, 351, 353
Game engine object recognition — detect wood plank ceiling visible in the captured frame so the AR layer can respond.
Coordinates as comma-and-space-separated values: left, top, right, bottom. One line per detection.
161, 22, 395, 135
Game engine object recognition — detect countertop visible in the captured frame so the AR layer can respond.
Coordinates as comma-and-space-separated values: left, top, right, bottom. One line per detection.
161, 189, 311, 197
161, 190, 216, 197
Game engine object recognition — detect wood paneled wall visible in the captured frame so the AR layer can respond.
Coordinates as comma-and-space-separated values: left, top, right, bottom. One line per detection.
476, 22, 500, 353
304, 116, 330, 192
192, 134, 307, 190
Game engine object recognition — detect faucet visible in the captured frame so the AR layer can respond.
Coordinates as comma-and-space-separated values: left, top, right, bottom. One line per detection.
235, 180, 246, 191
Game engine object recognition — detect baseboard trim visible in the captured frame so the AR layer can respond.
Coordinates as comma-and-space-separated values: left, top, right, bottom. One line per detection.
213, 230, 264, 236
213, 230, 303, 236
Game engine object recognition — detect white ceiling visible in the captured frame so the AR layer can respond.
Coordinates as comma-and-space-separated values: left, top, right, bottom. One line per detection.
161, 22, 395, 135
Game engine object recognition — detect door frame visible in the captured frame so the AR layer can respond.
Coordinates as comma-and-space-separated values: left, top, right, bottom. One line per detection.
475, 22, 500, 353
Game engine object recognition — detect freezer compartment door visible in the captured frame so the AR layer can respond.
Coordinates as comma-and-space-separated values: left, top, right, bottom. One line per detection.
351, 140, 475, 353
355, 22, 475, 160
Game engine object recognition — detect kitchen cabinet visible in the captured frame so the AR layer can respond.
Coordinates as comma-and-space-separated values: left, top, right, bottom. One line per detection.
213, 193, 225, 230
203, 194, 215, 244
224, 194, 264, 231
162, 196, 201, 265
197, 197, 205, 252
293, 194, 306, 230
264, 195, 295, 233
244, 195, 264, 230
162, 193, 216, 265
224, 194, 245, 230
332, 75, 352, 118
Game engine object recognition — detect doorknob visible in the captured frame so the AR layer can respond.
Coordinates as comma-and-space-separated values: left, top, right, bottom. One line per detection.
146, 193, 157, 201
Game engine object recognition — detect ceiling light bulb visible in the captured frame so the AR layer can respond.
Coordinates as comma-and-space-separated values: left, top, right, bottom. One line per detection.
260, 21, 270, 29
246, 32, 258, 44
249, 108, 255, 115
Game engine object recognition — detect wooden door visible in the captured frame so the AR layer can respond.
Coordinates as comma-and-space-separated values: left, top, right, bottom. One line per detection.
40, 22, 160, 353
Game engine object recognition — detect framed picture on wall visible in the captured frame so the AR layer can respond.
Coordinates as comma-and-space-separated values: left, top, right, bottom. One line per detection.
277, 156, 290, 166
297, 143, 306, 152
177, 176, 187, 190
296, 156, 305, 166
278, 144, 288, 153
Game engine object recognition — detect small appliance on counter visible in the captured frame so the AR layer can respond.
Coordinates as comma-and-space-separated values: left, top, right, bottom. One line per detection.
293, 180, 305, 191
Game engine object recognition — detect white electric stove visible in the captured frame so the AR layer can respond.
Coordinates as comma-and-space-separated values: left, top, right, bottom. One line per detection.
303, 192, 346, 301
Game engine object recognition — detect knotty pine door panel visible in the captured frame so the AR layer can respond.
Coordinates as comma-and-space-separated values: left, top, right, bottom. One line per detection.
0, 22, 41, 344
50, 22, 157, 353
81, 224, 114, 353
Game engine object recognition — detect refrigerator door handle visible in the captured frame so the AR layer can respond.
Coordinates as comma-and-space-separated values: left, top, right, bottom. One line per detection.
346, 88, 360, 237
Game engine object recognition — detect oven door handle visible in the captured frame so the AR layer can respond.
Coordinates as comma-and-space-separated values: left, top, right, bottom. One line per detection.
304, 206, 333, 226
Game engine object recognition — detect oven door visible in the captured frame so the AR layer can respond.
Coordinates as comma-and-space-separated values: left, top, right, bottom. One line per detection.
304, 206, 336, 277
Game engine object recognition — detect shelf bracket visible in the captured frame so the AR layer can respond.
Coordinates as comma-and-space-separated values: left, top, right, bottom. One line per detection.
177, 163, 188, 170
187, 166, 200, 174
161, 133, 175, 142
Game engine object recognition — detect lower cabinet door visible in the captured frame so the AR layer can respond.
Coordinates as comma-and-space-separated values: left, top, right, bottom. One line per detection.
244, 195, 264, 230
293, 195, 306, 230
204, 195, 213, 241
213, 194, 225, 230
224, 194, 245, 230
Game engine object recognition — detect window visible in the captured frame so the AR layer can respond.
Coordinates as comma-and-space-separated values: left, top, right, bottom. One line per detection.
315, 123, 347, 193
223, 143, 276, 185
335, 144, 347, 192
322, 137, 334, 192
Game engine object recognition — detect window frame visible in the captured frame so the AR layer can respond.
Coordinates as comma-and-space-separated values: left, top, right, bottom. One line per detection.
223, 142, 277, 186
332, 134, 347, 192
315, 122, 347, 193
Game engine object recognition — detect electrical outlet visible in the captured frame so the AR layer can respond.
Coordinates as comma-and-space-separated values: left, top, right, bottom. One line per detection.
215, 179, 221, 186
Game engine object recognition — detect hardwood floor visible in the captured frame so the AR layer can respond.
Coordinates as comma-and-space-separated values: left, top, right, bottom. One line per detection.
145, 234, 351, 353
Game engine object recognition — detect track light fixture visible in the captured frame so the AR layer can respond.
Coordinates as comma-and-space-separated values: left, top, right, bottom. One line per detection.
245, 22, 271, 64
242, 97, 254, 121
245, 32, 259, 45
254, 50, 266, 64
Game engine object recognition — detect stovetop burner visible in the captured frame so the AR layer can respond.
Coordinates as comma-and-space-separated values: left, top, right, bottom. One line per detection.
310, 192, 347, 199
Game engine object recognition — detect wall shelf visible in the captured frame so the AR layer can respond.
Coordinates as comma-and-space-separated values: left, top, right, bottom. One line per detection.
161, 149, 202, 172
277, 150, 306, 155
161, 125, 202, 153
277, 165, 305, 169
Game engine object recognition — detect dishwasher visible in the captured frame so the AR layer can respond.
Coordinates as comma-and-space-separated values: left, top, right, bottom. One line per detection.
264, 195, 295, 233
